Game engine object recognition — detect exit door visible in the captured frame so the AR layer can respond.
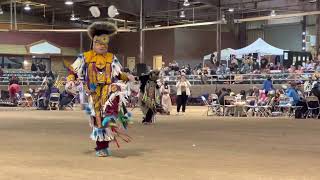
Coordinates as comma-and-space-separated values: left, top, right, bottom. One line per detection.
153, 55, 162, 70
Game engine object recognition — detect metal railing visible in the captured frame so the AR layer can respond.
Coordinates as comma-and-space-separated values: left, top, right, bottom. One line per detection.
0, 72, 316, 86
163, 72, 314, 85
0, 76, 45, 85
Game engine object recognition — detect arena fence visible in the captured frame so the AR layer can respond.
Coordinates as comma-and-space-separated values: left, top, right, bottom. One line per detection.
163, 72, 314, 85
0, 72, 315, 86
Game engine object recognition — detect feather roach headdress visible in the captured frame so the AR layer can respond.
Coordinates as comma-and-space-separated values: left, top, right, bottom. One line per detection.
87, 21, 118, 39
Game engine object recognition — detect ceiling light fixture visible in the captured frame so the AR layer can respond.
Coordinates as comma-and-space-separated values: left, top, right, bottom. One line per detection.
24, 4, 31, 11
228, 8, 234, 12
65, 0, 74, 5
70, 12, 79, 21
108, 5, 119, 18
270, 10, 276, 17
183, 0, 190, 7
180, 10, 186, 18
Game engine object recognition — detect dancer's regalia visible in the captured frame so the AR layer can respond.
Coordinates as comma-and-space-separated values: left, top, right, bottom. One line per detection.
137, 70, 161, 124
67, 22, 132, 157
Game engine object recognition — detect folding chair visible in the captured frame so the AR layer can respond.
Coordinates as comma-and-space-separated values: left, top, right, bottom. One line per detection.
288, 97, 303, 118
65, 94, 78, 110
277, 96, 291, 117
19, 93, 34, 107
201, 96, 212, 116
223, 96, 236, 116
257, 99, 272, 117
245, 96, 257, 117
210, 94, 222, 116
305, 96, 320, 119
49, 93, 60, 110
201, 95, 221, 116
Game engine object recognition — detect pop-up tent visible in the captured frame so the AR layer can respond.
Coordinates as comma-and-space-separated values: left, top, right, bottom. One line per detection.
235, 38, 284, 56
203, 48, 236, 60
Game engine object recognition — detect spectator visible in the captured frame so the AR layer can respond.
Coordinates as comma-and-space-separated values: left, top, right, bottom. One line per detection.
160, 81, 172, 115
239, 90, 246, 101
9, 76, 19, 85
286, 82, 307, 118
295, 65, 304, 74
218, 87, 229, 105
176, 75, 191, 115
263, 76, 273, 94
0, 67, 3, 77
31, 63, 37, 71
48, 71, 55, 81
8, 76, 20, 104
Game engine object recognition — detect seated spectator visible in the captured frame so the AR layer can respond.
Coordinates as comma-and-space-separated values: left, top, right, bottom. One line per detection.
218, 88, 229, 105
314, 62, 320, 72
258, 90, 268, 105
60, 75, 78, 109
286, 82, 308, 118
238, 90, 246, 101
0, 67, 3, 77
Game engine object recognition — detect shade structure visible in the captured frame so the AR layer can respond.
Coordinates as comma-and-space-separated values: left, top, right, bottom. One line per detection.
203, 48, 236, 61
235, 38, 284, 56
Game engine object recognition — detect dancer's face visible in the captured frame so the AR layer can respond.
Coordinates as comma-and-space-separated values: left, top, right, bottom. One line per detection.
93, 35, 109, 54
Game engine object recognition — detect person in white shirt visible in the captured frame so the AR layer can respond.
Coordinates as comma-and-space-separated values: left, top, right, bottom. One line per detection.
176, 75, 191, 115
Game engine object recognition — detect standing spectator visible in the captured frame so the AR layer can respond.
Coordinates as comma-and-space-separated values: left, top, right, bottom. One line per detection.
263, 76, 273, 94
31, 63, 37, 71
176, 75, 191, 115
48, 71, 55, 81
8, 76, 20, 104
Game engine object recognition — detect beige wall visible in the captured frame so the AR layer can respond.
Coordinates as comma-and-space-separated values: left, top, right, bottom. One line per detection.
51, 56, 75, 77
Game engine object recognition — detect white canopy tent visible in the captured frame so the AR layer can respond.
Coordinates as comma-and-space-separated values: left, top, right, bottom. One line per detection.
203, 48, 236, 61
203, 48, 236, 67
235, 38, 284, 56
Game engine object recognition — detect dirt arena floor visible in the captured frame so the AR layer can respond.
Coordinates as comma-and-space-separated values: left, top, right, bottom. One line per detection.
1, 107, 320, 180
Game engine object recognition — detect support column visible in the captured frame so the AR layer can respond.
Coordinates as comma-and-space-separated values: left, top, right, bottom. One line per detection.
316, 0, 320, 55
80, 22, 83, 53
216, 4, 221, 63
14, 0, 17, 30
139, 0, 145, 63
10, 0, 13, 30
302, 16, 307, 52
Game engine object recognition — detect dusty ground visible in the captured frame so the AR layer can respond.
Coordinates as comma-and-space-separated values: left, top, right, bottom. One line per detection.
1, 107, 320, 180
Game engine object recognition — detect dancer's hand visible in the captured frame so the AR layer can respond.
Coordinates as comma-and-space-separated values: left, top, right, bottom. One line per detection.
127, 74, 135, 82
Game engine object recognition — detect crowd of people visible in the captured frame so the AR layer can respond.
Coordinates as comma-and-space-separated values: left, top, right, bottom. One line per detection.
208, 79, 320, 119
159, 55, 320, 82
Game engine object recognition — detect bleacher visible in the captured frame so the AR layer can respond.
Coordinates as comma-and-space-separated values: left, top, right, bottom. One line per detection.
0, 70, 45, 85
